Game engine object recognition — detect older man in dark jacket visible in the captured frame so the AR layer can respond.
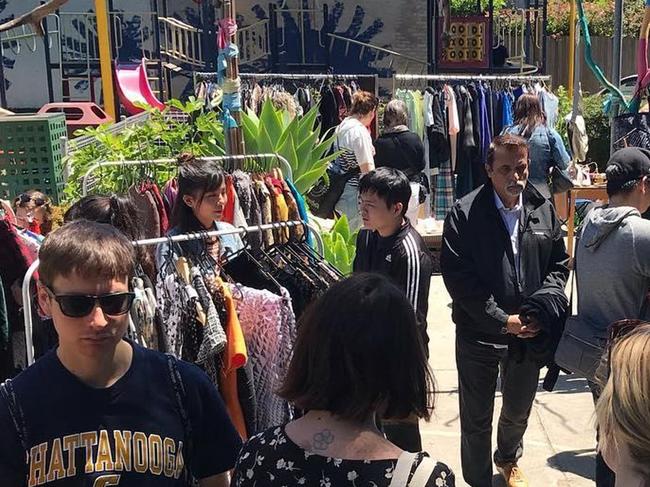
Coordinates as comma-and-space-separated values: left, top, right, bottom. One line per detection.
441, 134, 569, 487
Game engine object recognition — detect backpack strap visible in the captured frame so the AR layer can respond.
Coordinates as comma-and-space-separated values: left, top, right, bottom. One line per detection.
0, 379, 28, 452
409, 456, 437, 487
165, 354, 196, 485
389, 451, 418, 487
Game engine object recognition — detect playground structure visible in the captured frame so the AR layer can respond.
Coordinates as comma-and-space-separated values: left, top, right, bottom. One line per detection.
114, 59, 166, 115
0, 0, 551, 117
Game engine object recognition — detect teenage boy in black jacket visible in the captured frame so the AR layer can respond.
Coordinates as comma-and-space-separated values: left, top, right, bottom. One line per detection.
441, 134, 569, 487
353, 167, 433, 453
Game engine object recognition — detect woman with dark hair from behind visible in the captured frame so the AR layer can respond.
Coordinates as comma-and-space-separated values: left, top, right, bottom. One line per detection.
64, 195, 157, 282
232, 273, 455, 486
505, 93, 571, 199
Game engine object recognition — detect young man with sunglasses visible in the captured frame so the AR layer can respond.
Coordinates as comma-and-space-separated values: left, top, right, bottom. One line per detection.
0, 220, 241, 486
575, 147, 650, 487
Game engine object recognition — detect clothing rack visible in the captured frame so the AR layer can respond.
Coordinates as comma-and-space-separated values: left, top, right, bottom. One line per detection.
392, 73, 552, 93
81, 153, 294, 196
21, 220, 323, 365
194, 71, 378, 83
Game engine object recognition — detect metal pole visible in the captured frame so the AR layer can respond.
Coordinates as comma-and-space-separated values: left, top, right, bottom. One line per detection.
41, 1, 55, 103
568, 0, 576, 96
0, 42, 7, 108
610, 0, 624, 155
95, 0, 117, 120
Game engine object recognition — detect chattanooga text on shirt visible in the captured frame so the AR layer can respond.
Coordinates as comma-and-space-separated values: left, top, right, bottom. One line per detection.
27, 429, 186, 486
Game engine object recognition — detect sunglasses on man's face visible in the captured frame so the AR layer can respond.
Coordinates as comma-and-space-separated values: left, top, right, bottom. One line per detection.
18, 193, 46, 206
44, 285, 135, 318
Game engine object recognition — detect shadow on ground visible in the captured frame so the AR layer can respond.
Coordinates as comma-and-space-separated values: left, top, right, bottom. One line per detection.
547, 449, 597, 481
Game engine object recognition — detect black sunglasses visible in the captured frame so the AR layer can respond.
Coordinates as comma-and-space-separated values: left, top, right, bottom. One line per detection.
18, 193, 47, 206
45, 285, 135, 318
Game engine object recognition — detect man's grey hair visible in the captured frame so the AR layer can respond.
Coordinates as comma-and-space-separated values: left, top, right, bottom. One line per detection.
383, 99, 409, 129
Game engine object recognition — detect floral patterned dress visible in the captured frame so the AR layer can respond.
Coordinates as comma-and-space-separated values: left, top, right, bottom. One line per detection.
232, 426, 455, 486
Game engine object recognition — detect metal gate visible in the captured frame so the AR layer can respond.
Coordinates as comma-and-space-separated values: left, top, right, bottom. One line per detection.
268, 1, 329, 70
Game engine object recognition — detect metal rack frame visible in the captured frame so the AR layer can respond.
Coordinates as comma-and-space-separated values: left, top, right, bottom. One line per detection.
81, 153, 294, 196
21, 219, 324, 365
393, 73, 552, 92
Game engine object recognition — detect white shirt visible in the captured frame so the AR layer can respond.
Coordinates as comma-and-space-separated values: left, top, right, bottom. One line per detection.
494, 190, 523, 280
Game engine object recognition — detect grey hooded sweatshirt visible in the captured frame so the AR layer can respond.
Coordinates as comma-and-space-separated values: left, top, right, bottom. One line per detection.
576, 206, 650, 332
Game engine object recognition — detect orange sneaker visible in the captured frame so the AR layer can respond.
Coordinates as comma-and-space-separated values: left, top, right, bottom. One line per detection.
496, 463, 529, 487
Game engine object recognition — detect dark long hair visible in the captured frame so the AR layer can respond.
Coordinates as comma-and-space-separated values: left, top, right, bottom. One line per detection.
171, 153, 226, 232
64, 195, 156, 282
280, 273, 435, 422
514, 93, 546, 137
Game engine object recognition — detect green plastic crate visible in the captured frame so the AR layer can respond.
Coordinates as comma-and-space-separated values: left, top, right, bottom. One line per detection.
0, 113, 67, 204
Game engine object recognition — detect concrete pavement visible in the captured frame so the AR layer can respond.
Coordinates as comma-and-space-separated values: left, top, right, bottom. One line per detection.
421, 276, 597, 487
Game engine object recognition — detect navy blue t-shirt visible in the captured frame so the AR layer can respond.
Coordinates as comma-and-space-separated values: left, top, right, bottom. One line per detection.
0, 341, 242, 486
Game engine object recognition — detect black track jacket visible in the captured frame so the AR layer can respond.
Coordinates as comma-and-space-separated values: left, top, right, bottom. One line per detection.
354, 220, 433, 346
441, 183, 569, 345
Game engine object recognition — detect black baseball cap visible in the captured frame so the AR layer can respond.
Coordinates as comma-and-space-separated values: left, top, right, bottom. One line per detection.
606, 147, 650, 194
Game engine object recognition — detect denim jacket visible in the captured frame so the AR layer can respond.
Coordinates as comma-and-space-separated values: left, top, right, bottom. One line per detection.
506, 125, 571, 192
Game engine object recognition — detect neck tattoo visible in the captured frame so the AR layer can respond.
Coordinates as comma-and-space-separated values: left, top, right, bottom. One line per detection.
312, 429, 335, 451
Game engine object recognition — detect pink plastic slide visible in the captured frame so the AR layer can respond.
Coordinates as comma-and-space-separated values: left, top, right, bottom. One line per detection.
114, 58, 165, 115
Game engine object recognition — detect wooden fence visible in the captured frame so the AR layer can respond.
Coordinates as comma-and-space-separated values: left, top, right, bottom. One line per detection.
546, 36, 637, 94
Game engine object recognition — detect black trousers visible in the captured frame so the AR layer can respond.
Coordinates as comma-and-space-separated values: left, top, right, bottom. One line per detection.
588, 381, 616, 487
456, 334, 540, 487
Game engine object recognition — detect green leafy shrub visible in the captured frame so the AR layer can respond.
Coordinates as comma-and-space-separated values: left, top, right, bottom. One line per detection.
63, 98, 225, 202
320, 215, 357, 275
545, 0, 645, 37
241, 99, 341, 195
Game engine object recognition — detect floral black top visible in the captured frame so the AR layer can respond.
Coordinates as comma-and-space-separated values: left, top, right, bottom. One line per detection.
232, 426, 455, 486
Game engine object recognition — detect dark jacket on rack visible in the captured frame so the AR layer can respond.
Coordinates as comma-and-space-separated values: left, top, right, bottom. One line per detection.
353, 220, 433, 350
440, 183, 569, 350
374, 128, 426, 181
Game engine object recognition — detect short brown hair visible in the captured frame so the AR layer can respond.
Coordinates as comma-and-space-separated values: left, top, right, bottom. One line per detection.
280, 273, 434, 422
39, 220, 135, 286
486, 133, 529, 166
349, 90, 378, 117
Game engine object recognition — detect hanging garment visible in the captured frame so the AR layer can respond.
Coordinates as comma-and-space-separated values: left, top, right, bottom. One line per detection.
0, 276, 8, 354
502, 91, 515, 128
232, 171, 263, 249
223, 175, 237, 225
445, 84, 461, 172
425, 88, 450, 170
128, 185, 161, 238
162, 178, 178, 217
191, 267, 227, 363
254, 179, 275, 247
145, 181, 170, 235
455, 85, 476, 198
286, 179, 312, 247
207, 276, 248, 440
229, 284, 297, 432
282, 180, 304, 241
265, 176, 290, 244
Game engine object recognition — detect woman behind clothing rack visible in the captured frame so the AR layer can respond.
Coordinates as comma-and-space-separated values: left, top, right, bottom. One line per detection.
596, 324, 650, 487
504, 93, 571, 199
156, 154, 243, 268
64, 195, 157, 283
330, 91, 378, 230
374, 99, 427, 224
232, 273, 455, 487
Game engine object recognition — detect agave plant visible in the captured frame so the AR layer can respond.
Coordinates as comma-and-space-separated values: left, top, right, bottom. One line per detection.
241, 99, 341, 194
320, 214, 358, 275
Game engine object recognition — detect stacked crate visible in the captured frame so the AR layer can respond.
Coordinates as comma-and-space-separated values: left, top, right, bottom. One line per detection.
0, 113, 67, 204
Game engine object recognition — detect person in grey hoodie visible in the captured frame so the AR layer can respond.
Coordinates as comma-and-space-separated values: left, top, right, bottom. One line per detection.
575, 146, 650, 487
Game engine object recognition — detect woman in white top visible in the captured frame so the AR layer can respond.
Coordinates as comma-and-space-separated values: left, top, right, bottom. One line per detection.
330, 91, 377, 229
